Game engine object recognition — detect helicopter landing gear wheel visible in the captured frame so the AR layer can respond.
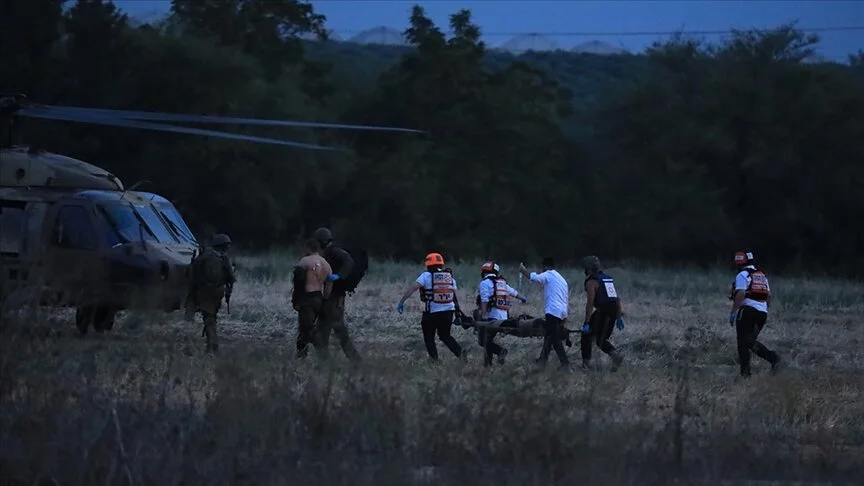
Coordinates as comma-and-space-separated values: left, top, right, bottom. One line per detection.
75, 305, 117, 335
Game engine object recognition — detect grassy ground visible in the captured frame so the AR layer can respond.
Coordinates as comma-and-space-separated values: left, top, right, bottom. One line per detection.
1, 252, 863, 485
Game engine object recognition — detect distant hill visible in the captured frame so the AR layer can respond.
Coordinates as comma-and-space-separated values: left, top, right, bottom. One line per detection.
303, 39, 654, 112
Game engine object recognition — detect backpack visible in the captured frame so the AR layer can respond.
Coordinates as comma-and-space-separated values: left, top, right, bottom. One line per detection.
193, 249, 226, 287
333, 247, 368, 294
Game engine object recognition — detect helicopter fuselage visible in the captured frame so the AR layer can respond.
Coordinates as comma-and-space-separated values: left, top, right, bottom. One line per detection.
1, 186, 199, 316
1, 146, 200, 331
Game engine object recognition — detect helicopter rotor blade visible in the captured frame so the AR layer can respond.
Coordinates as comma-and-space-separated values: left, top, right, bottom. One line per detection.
17, 107, 347, 151
35, 104, 426, 134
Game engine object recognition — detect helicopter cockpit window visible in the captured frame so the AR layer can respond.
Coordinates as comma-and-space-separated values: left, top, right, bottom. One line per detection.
134, 204, 179, 244
52, 205, 98, 251
155, 203, 197, 245
0, 203, 25, 255
99, 204, 157, 243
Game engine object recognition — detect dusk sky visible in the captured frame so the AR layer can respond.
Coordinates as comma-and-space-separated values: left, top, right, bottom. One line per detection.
114, 1, 863, 62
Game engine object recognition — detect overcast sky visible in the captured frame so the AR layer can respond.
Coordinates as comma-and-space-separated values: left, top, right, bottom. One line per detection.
114, 0, 863, 61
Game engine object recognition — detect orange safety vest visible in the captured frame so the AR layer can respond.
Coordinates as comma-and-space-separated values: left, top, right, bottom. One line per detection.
491, 277, 512, 311
729, 267, 770, 302
744, 268, 769, 301
421, 270, 455, 310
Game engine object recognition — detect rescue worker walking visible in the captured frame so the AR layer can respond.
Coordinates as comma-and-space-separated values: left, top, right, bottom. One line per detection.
292, 238, 333, 359
397, 253, 466, 362
519, 258, 571, 369
311, 227, 362, 363
188, 233, 236, 354
476, 261, 527, 367
729, 250, 781, 377
580, 255, 625, 371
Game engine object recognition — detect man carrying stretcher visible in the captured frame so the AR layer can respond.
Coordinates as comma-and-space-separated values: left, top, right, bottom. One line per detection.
474, 261, 527, 367
466, 260, 574, 367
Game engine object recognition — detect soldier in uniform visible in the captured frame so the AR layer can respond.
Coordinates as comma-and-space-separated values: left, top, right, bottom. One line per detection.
311, 227, 362, 363
188, 233, 236, 354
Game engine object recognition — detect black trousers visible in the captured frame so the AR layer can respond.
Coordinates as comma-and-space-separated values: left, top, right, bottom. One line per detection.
477, 324, 505, 366
421, 310, 462, 360
735, 306, 778, 376
581, 303, 618, 361
538, 314, 570, 365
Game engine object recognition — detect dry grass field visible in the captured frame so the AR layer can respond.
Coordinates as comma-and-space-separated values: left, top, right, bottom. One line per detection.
2, 252, 863, 485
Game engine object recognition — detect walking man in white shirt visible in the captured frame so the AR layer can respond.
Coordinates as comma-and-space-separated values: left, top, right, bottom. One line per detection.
519, 257, 571, 369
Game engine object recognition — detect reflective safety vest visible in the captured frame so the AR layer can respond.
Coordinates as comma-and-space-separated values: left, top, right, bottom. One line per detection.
728, 267, 770, 302
421, 270, 455, 310
491, 277, 512, 311
475, 275, 512, 312
585, 271, 618, 307
744, 267, 769, 301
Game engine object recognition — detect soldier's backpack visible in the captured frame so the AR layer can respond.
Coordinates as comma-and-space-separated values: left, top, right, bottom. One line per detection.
334, 247, 368, 294
194, 249, 225, 287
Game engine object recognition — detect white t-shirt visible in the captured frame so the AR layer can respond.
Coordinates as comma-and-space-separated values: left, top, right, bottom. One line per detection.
735, 266, 769, 313
478, 277, 519, 321
416, 271, 458, 313
529, 269, 569, 320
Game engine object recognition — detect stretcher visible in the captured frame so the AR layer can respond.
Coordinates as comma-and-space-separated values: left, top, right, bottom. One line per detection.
454, 311, 581, 339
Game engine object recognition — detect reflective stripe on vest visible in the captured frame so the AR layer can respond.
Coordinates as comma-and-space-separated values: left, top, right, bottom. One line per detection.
744, 268, 769, 301
585, 271, 618, 306
422, 271, 455, 309
492, 277, 511, 311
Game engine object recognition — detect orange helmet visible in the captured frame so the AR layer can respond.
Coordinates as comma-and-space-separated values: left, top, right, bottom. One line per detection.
481, 261, 499, 274
734, 250, 753, 266
424, 252, 445, 267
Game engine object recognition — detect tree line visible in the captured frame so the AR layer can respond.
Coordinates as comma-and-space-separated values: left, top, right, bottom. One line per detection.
3, 0, 863, 275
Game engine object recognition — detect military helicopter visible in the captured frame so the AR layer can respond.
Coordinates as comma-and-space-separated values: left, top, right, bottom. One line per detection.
0, 94, 421, 334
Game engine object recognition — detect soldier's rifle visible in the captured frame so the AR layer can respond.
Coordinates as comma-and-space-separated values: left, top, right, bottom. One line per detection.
225, 282, 233, 314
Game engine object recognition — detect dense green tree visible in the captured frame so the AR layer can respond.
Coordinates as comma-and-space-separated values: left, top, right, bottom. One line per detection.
336, 6, 576, 261
0, 0, 66, 98
3, 0, 862, 274
169, 0, 334, 99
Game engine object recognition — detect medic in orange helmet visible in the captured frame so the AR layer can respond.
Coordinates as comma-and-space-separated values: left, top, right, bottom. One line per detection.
474, 261, 527, 367
396, 252, 466, 362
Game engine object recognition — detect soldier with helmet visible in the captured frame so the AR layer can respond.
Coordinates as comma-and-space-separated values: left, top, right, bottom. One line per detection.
729, 250, 781, 377
396, 252, 466, 362
580, 255, 625, 371
475, 261, 527, 367
188, 233, 236, 354
311, 227, 362, 363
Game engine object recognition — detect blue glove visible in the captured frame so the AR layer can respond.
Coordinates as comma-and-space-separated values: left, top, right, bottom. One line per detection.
396, 302, 404, 314
729, 311, 737, 326
616, 317, 625, 330
582, 322, 591, 333
518, 296, 527, 304
328, 274, 340, 281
